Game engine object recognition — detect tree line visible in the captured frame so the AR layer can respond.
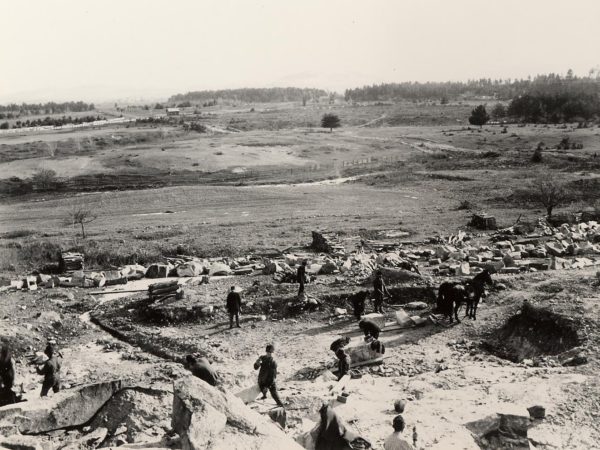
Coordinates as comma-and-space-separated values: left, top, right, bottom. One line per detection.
0, 101, 95, 118
169, 87, 328, 104
0, 115, 105, 130
344, 70, 600, 102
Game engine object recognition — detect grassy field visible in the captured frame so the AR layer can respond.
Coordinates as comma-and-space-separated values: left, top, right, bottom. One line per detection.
0, 101, 599, 272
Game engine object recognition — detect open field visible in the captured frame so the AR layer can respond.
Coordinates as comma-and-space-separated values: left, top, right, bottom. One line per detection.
1, 101, 600, 449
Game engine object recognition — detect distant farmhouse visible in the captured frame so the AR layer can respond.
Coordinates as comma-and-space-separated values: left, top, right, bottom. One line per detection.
166, 107, 180, 116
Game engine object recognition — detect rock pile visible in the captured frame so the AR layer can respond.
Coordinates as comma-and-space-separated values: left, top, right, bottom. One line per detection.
172, 375, 303, 450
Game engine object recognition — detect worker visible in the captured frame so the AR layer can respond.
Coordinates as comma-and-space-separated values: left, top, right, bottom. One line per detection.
384, 415, 414, 450
36, 343, 62, 397
253, 344, 284, 408
185, 355, 219, 386
373, 270, 391, 313
335, 348, 351, 380
0, 345, 15, 390
226, 286, 242, 329
329, 336, 351, 354
296, 260, 307, 295
351, 293, 366, 320
0, 345, 16, 405
359, 319, 381, 340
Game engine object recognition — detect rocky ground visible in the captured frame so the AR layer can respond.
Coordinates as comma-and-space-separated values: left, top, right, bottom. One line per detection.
0, 262, 598, 449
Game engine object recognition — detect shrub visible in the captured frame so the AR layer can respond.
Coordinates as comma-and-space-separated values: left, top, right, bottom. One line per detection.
457, 200, 475, 210
531, 147, 543, 163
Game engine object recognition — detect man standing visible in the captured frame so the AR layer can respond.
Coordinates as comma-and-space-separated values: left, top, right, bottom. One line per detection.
352, 292, 367, 320
384, 415, 414, 450
226, 286, 242, 329
184, 355, 219, 386
253, 344, 284, 408
335, 348, 351, 380
36, 343, 61, 397
296, 260, 307, 295
373, 270, 391, 313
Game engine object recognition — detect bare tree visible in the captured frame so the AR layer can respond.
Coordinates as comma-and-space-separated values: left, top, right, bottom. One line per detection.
66, 208, 97, 239
535, 178, 567, 218
31, 169, 58, 191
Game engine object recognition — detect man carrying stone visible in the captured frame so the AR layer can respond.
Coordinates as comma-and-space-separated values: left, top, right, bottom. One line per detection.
335, 347, 351, 380
253, 344, 284, 408
359, 318, 381, 340
226, 286, 242, 329
36, 343, 62, 397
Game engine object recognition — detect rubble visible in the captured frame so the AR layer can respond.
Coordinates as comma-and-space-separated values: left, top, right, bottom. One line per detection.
59, 252, 84, 272
311, 230, 345, 253
172, 375, 303, 450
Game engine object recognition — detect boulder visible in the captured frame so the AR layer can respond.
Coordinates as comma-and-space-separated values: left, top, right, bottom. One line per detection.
146, 264, 174, 279
545, 242, 565, 257
262, 260, 282, 275
0, 380, 124, 434
465, 407, 529, 449
377, 267, 421, 283
435, 246, 455, 260
208, 262, 233, 276
173, 376, 303, 450
346, 343, 385, 365
319, 259, 338, 275
404, 301, 428, 310
456, 262, 470, 276
395, 310, 413, 327
527, 405, 546, 419
361, 313, 385, 329
121, 264, 147, 280
177, 261, 205, 277
549, 257, 571, 270
284, 255, 298, 266
340, 259, 352, 273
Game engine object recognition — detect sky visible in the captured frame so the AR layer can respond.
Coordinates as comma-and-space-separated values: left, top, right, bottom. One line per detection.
1, 0, 599, 103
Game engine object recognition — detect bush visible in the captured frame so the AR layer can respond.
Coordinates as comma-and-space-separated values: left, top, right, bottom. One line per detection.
457, 200, 475, 210
532, 146, 543, 163
468, 105, 489, 126
481, 151, 500, 158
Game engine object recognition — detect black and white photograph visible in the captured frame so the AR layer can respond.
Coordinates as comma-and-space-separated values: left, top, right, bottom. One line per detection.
0, 1, 599, 448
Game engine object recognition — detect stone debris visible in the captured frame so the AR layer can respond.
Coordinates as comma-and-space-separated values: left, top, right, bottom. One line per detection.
172, 375, 303, 450
59, 252, 84, 272
311, 230, 345, 253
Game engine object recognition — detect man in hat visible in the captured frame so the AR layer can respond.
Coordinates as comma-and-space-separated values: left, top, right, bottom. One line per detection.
253, 344, 284, 407
373, 270, 391, 313
296, 260, 307, 295
36, 343, 62, 397
226, 286, 242, 329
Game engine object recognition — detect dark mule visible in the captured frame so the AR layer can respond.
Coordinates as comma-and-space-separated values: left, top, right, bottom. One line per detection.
436, 282, 469, 323
463, 269, 493, 320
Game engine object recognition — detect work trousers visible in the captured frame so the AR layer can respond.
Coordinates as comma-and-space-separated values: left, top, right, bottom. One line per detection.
259, 382, 284, 407
229, 311, 240, 328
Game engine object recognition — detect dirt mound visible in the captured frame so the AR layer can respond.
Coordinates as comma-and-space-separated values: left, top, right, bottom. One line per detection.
88, 386, 172, 446
484, 301, 584, 363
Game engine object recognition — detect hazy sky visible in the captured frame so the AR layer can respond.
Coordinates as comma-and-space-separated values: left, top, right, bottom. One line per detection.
1, 0, 599, 102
